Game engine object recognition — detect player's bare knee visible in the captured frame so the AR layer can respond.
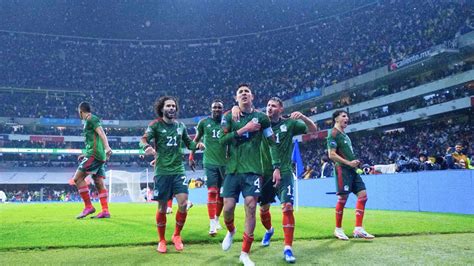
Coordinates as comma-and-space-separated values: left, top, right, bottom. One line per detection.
260, 203, 270, 212
245, 197, 257, 209
93, 180, 103, 190
357, 190, 367, 198
282, 202, 293, 213
73, 176, 84, 185
357, 192, 368, 202
158, 201, 168, 213
338, 194, 348, 201
177, 200, 188, 211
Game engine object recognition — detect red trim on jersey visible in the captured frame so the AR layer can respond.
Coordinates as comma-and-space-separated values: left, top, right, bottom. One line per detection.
148, 117, 163, 126
331, 128, 339, 138
336, 165, 344, 191
93, 133, 97, 158
84, 156, 94, 170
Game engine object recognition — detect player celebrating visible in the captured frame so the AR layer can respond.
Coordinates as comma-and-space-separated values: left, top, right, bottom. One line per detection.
140, 96, 205, 253
189, 100, 226, 236
220, 84, 280, 266
74, 102, 113, 219
327, 110, 374, 240
258, 97, 317, 263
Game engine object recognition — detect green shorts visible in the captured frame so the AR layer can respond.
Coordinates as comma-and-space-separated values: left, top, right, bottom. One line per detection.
77, 156, 106, 179
152, 174, 189, 201
221, 173, 261, 201
259, 174, 276, 205
335, 166, 366, 195
205, 164, 226, 189
275, 172, 294, 204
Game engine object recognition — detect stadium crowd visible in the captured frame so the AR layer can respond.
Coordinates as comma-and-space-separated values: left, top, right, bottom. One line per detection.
0, 0, 471, 119
300, 119, 473, 177
1, 186, 81, 202
1, 118, 472, 175
303, 63, 473, 117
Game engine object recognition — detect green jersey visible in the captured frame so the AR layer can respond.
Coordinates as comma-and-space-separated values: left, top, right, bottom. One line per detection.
220, 110, 279, 175
196, 117, 227, 167
83, 114, 106, 161
326, 128, 356, 169
261, 118, 308, 176
140, 118, 197, 176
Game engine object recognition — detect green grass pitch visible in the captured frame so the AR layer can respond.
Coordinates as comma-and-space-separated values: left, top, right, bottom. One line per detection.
1, 203, 473, 264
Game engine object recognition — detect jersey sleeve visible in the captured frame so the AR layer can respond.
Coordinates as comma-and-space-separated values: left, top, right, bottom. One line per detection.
195, 119, 205, 142
326, 131, 338, 150
139, 123, 156, 149
89, 116, 101, 131
219, 112, 236, 145
181, 123, 197, 150
292, 120, 308, 136
260, 114, 274, 138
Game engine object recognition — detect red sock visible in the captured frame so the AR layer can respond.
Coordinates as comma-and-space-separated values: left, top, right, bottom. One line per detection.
216, 192, 224, 218
260, 208, 272, 230
207, 187, 218, 219
242, 232, 254, 253
98, 189, 108, 212
225, 218, 235, 233
282, 203, 295, 246
174, 210, 188, 236
78, 186, 92, 208
355, 195, 368, 227
335, 196, 347, 228
167, 199, 173, 208
156, 211, 167, 241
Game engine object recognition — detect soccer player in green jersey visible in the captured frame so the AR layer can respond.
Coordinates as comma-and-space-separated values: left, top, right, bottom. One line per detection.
140, 96, 205, 254
189, 100, 226, 236
327, 110, 374, 240
219, 84, 281, 266
74, 102, 113, 219
258, 97, 317, 263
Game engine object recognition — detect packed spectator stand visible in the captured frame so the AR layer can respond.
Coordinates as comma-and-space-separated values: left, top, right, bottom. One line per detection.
0, 0, 471, 119
1, 1, 473, 202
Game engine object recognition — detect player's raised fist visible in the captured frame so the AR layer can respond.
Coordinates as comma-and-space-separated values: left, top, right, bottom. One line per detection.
77, 154, 85, 162
196, 142, 206, 151
145, 146, 157, 156
290, 111, 303, 120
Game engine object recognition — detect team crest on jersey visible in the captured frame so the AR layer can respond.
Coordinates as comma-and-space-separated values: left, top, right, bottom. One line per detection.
251, 118, 259, 123
177, 127, 183, 135
344, 185, 349, 191
146, 126, 153, 133
207, 124, 211, 128
161, 129, 167, 133
221, 118, 227, 126
280, 124, 287, 132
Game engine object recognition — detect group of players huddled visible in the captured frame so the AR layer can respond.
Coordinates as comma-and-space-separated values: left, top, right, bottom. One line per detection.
72, 84, 374, 265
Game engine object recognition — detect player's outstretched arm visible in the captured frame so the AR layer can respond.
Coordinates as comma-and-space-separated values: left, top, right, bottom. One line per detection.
290, 111, 318, 133
95, 126, 113, 160
182, 124, 205, 151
